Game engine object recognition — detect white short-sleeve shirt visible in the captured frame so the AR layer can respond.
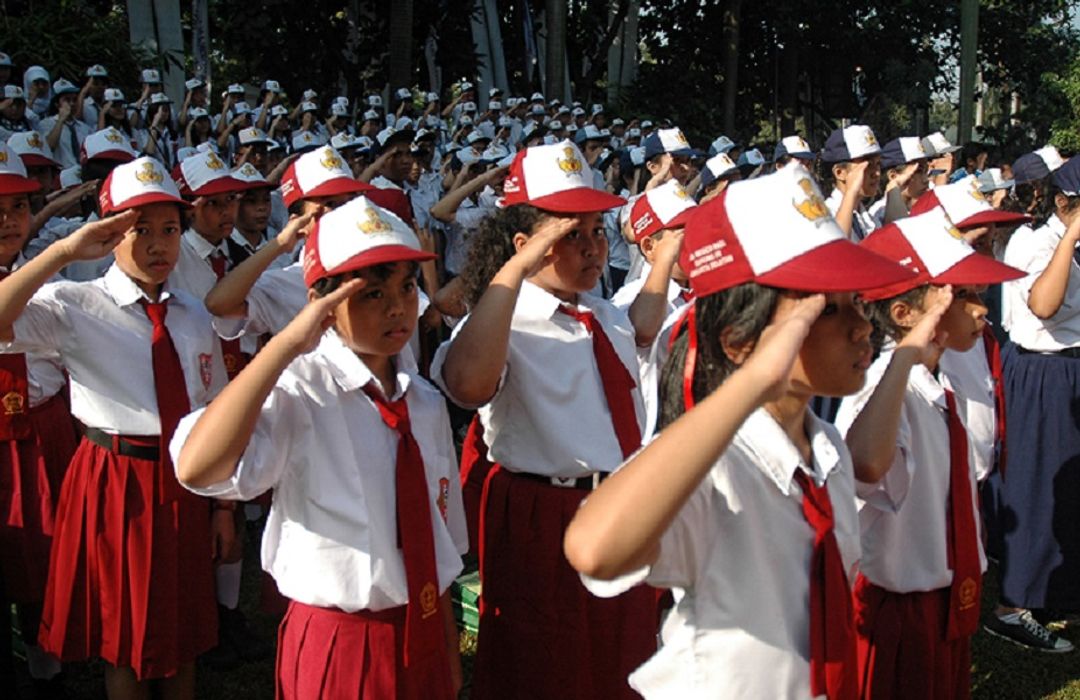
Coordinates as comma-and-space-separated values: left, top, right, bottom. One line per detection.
431, 280, 645, 478
1002, 215, 1080, 350
172, 330, 467, 612
835, 348, 986, 593
3, 264, 227, 434
585, 408, 861, 699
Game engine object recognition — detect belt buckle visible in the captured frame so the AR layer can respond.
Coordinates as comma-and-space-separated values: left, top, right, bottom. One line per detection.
550, 476, 577, 488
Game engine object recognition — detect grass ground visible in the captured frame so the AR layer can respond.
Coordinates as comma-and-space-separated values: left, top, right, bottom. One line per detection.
12, 525, 1080, 699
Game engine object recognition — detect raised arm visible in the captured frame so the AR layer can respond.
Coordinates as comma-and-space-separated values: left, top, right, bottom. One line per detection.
177, 278, 363, 488
564, 294, 825, 580
627, 229, 684, 347
831, 161, 867, 239
1028, 214, 1080, 319
430, 166, 506, 224
439, 216, 579, 406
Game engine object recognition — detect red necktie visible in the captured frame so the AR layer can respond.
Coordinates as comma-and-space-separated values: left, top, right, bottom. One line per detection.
678, 288, 694, 304
0, 271, 31, 442
981, 326, 1007, 479
362, 383, 444, 667
792, 470, 857, 700
943, 389, 982, 640
209, 251, 246, 379
141, 300, 192, 503
559, 305, 642, 458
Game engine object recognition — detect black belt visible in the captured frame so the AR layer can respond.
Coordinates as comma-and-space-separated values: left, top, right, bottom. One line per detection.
1017, 346, 1080, 359
85, 427, 160, 461
515, 470, 610, 491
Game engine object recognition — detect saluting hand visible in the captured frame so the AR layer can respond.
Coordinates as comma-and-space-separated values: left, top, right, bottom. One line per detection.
277, 278, 366, 356
898, 284, 953, 366
58, 209, 139, 261
741, 293, 826, 402
274, 211, 317, 252
509, 215, 583, 279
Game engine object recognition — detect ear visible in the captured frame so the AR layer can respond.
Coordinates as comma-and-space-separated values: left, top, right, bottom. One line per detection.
832, 163, 847, 183
719, 326, 756, 366
1055, 191, 1070, 212
639, 234, 656, 258
889, 298, 919, 331
306, 287, 321, 304
512, 231, 531, 253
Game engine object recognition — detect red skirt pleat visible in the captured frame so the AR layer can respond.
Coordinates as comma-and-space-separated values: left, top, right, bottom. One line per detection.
38, 437, 217, 680
853, 574, 971, 700
275, 600, 453, 700
0, 394, 78, 603
471, 468, 657, 700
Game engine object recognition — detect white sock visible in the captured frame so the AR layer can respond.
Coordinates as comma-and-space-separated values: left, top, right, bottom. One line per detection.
215, 560, 243, 609
25, 645, 60, 680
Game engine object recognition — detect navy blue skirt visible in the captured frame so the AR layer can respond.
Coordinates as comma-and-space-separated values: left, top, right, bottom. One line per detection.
989, 342, 1080, 610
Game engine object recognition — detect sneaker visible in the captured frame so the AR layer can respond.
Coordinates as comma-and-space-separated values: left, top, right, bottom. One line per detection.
984, 610, 1075, 652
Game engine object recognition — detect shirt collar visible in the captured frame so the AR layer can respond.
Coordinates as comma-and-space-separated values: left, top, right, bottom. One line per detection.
103, 262, 174, 307
319, 329, 412, 400
737, 407, 843, 495
229, 228, 260, 252
516, 280, 567, 321
1048, 213, 1067, 240
184, 229, 225, 260
877, 345, 947, 410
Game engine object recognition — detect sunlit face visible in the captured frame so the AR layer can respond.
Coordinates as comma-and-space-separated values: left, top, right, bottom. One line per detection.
191, 191, 240, 244
787, 292, 874, 398
237, 187, 271, 235
527, 212, 607, 299
0, 194, 32, 264
927, 284, 987, 353
112, 202, 183, 288
858, 155, 882, 197
324, 262, 419, 359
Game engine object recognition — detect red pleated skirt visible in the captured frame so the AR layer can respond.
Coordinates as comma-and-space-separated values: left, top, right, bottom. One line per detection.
38, 437, 217, 680
275, 600, 454, 700
0, 394, 78, 603
853, 574, 971, 700
470, 467, 657, 700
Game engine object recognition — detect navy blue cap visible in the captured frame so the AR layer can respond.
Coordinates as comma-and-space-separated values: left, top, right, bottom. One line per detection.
1012, 152, 1051, 186
879, 137, 929, 171
773, 135, 815, 161
643, 127, 695, 160
820, 125, 882, 164
1052, 156, 1080, 196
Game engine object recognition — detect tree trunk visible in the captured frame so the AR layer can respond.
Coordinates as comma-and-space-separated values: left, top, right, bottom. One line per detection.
545, 0, 567, 101
721, 0, 742, 135
388, 0, 414, 90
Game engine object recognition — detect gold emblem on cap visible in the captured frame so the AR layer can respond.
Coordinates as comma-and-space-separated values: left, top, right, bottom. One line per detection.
0, 151, 7, 164
557, 146, 583, 176
673, 185, 690, 200
865, 131, 877, 147
104, 129, 123, 144
2, 391, 24, 416
969, 179, 987, 202
135, 161, 164, 185
205, 151, 225, 170
27, 132, 42, 149
239, 163, 258, 176
794, 178, 829, 222
675, 130, 689, 146
357, 206, 392, 234
947, 224, 964, 240
320, 148, 343, 170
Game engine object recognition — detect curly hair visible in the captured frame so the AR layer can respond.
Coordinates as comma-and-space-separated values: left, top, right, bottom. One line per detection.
861, 286, 930, 352
459, 204, 549, 308
658, 282, 780, 430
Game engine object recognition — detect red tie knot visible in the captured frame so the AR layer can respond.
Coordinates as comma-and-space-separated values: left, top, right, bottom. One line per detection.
140, 299, 168, 328
559, 304, 597, 331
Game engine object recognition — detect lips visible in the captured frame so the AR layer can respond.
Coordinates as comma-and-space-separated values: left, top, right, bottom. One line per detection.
854, 345, 873, 370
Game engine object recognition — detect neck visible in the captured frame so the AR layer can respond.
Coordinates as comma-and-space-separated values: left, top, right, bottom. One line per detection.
237, 227, 263, 247
763, 391, 812, 462
134, 277, 163, 302
193, 226, 224, 247
528, 275, 578, 303
361, 352, 397, 395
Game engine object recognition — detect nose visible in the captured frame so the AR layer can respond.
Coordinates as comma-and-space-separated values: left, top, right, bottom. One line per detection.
849, 303, 873, 342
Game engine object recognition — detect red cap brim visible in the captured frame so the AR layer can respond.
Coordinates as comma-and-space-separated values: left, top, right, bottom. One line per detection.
19, 154, 59, 169
101, 191, 190, 216
633, 205, 696, 242
934, 253, 1026, 287
955, 209, 1031, 229
0, 173, 42, 195
304, 245, 436, 287
526, 187, 626, 214
305, 177, 376, 201
191, 176, 267, 197
756, 239, 918, 293
84, 149, 135, 164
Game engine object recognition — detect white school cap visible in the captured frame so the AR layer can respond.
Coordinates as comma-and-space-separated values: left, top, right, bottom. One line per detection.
141, 69, 161, 84
0, 142, 41, 194
279, 145, 374, 207
302, 194, 434, 287
500, 140, 625, 213
81, 127, 137, 163
263, 80, 281, 93
231, 161, 268, 187
7, 130, 57, 168
630, 180, 697, 242
909, 175, 1030, 229
86, 64, 108, 78
679, 164, 912, 296
103, 88, 125, 104
238, 126, 273, 146
99, 156, 186, 215
859, 206, 1025, 301
185, 78, 204, 91
173, 148, 256, 197
921, 131, 961, 157
820, 125, 881, 163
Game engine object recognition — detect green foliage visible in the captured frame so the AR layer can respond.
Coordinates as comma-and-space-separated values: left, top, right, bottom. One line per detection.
0, 0, 153, 88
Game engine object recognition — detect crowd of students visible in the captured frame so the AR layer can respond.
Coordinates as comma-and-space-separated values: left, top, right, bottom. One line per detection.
0, 50, 1078, 700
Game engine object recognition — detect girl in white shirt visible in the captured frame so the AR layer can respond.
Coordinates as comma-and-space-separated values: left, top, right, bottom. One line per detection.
0, 157, 227, 699
174, 196, 466, 699
564, 164, 915, 699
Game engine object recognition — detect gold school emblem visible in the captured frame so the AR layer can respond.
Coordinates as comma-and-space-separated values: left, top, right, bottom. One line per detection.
675, 130, 689, 146
946, 223, 965, 240
135, 161, 164, 185
320, 148, 343, 170
2, 391, 24, 416
205, 151, 226, 170
865, 131, 878, 147
0, 150, 7, 164
27, 132, 43, 149
420, 582, 438, 618
239, 163, 259, 177
104, 129, 124, 144
794, 178, 829, 222
959, 577, 977, 610
557, 146, 582, 175
357, 206, 392, 234
673, 184, 690, 200
969, 179, 987, 202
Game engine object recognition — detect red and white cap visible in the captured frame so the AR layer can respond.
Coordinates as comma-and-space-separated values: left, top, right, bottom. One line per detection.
81, 127, 137, 164
172, 149, 256, 197
7, 131, 58, 168
98, 156, 188, 216
231, 162, 269, 187
0, 143, 42, 195
280, 146, 375, 208
910, 175, 1030, 229
679, 164, 914, 297
629, 180, 697, 241
859, 206, 1025, 301
302, 195, 435, 287
500, 140, 624, 213
237, 126, 272, 146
